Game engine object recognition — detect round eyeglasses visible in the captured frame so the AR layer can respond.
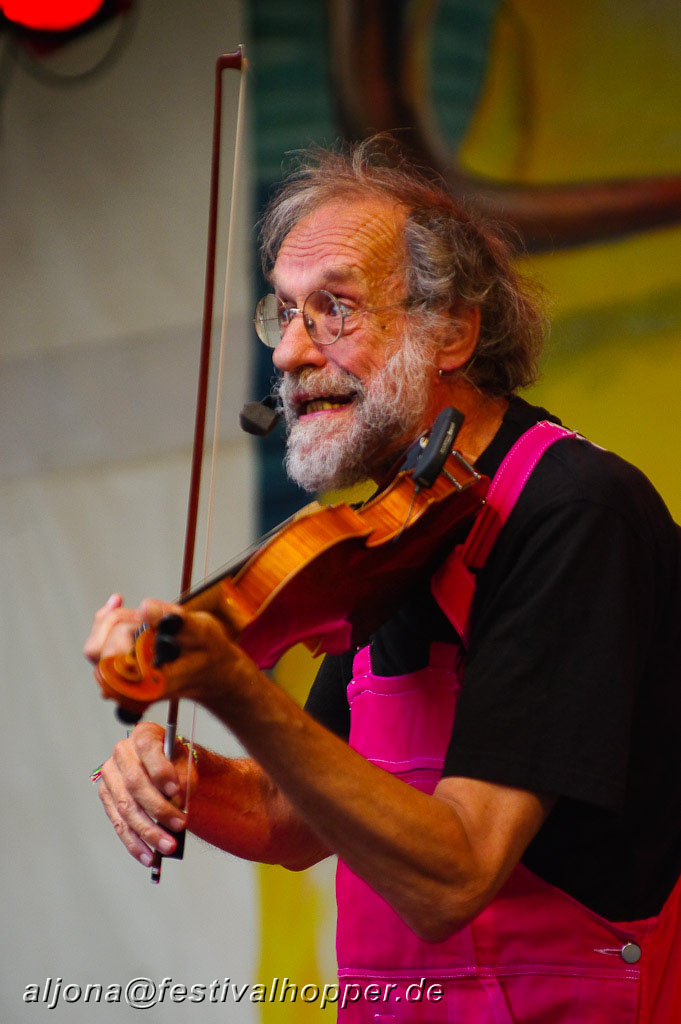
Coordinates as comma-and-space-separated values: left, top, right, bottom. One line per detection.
253, 289, 407, 349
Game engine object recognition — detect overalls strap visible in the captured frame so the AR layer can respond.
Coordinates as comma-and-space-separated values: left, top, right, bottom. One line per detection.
431, 421, 578, 643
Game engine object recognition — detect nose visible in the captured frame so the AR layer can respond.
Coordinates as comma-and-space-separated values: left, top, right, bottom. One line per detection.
271, 312, 327, 374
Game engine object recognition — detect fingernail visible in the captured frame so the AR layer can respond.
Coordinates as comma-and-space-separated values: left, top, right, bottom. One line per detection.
141, 852, 153, 866
164, 782, 179, 797
170, 817, 185, 831
158, 837, 175, 854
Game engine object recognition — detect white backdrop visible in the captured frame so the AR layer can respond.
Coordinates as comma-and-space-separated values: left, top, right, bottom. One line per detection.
0, 2, 271, 1020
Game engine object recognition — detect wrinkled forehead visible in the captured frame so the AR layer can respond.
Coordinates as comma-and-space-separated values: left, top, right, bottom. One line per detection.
271, 198, 407, 297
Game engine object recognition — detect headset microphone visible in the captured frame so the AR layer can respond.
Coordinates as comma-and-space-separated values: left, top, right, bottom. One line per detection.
239, 395, 282, 436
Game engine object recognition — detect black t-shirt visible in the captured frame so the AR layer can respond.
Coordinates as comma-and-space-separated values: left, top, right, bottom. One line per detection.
305, 397, 681, 921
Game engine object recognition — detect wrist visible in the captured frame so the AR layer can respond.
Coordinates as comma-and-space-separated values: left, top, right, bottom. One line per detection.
173, 735, 201, 799
174, 734, 199, 765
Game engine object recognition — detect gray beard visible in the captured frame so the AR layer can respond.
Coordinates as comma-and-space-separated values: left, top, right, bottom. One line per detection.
276, 334, 437, 492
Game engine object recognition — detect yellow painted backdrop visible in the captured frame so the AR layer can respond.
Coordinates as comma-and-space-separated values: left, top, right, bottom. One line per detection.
460, 0, 681, 516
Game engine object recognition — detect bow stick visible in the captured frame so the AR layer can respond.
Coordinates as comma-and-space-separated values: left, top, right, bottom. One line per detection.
148, 46, 247, 884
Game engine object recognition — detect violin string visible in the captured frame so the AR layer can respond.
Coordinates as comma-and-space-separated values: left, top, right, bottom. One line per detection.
392, 487, 419, 545
181, 502, 317, 605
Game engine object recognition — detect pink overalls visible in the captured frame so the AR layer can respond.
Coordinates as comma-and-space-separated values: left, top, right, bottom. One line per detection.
336, 423, 681, 1023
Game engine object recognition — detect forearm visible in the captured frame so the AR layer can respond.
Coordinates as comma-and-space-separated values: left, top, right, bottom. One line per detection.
147, 608, 549, 939
199, 656, 488, 939
186, 746, 331, 871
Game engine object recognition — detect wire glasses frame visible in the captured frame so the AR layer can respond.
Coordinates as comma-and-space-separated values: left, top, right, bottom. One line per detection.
253, 289, 408, 349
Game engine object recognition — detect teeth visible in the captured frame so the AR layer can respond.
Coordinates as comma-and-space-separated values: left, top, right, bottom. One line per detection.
306, 399, 346, 413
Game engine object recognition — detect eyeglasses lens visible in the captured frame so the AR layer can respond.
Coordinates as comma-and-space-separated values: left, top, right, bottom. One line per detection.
254, 293, 282, 348
303, 290, 344, 345
254, 290, 345, 347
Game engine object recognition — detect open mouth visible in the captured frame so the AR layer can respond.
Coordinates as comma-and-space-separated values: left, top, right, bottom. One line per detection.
297, 393, 356, 417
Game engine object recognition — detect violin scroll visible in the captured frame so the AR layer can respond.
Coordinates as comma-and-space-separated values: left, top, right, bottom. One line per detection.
98, 628, 164, 719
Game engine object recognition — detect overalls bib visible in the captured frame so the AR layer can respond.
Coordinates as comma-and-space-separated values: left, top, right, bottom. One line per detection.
336, 423, 681, 1023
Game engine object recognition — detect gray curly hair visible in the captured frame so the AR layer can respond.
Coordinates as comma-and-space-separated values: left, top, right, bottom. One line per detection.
259, 137, 546, 398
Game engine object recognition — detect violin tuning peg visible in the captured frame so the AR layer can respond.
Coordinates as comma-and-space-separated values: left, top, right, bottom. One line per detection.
115, 705, 143, 726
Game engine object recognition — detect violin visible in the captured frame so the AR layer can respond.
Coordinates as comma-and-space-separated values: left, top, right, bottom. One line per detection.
97, 407, 489, 719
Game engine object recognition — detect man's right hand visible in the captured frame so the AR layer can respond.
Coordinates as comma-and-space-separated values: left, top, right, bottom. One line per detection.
94, 721, 195, 866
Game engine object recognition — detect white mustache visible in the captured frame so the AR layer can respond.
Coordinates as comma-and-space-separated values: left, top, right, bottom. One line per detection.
277, 369, 364, 417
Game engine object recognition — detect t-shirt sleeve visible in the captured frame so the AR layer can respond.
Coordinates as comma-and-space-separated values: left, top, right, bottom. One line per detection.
304, 651, 352, 740
442, 482, 657, 813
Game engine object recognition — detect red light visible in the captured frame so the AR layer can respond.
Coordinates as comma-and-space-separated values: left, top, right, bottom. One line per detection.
1, 1, 106, 31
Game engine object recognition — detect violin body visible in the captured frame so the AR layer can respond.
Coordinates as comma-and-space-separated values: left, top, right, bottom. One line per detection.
221, 448, 487, 664
97, 445, 488, 717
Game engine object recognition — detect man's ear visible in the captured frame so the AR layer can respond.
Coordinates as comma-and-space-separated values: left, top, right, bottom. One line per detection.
435, 304, 481, 375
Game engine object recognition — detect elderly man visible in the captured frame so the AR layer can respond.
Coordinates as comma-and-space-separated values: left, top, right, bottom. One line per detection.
85, 142, 681, 1022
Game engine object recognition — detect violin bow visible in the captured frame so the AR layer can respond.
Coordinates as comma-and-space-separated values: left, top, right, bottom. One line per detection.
150, 46, 248, 884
